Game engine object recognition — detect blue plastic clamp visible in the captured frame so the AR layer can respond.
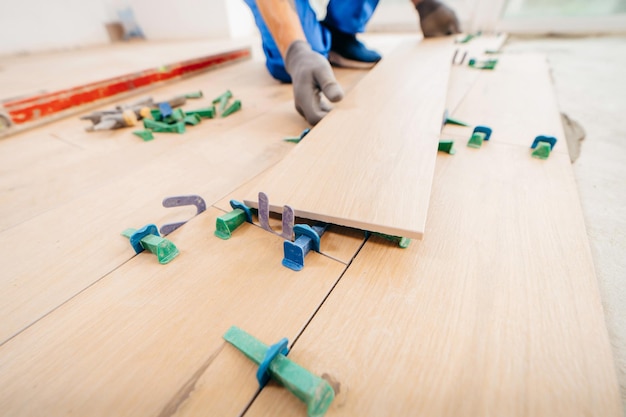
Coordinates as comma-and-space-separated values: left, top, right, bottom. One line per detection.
282, 224, 326, 271
256, 337, 289, 388
129, 224, 159, 254
230, 199, 253, 223
531, 135, 557, 150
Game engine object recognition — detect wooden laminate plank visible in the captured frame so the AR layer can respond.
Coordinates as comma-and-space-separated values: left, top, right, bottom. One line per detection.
443, 54, 567, 154
0, 208, 348, 417
247, 141, 621, 417
238, 37, 454, 239
243, 53, 621, 416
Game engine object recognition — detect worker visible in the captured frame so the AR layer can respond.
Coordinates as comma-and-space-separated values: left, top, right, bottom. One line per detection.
244, 0, 460, 125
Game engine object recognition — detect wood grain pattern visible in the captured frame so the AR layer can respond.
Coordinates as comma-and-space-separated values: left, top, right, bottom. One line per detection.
239, 37, 454, 239
248, 142, 621, 417
246, 55, 622, 416
446, 33, 508, 113
0, 208, 347, 417
0, 99, 305, 345
0, 58, 295, 231
443, 54, 567, 154
0, 42, 378, 346
0, 39, 251, 100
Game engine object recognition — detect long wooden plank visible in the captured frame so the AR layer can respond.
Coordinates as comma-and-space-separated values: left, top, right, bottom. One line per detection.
0, 208, 348, 416
239, 37, 454, 239
245, 55, 622, 416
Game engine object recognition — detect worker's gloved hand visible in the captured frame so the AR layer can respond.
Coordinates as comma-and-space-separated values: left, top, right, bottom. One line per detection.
415, 0, 461, 37
284, 40, 344, 125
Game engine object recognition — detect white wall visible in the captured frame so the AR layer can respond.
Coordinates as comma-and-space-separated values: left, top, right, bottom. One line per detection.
0, 0, 110, 55
124, 0, 229, 41
0, 0, 249, 56
226, 0, 256, 38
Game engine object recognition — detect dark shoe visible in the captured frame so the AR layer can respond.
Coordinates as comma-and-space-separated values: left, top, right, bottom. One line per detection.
326, 28, 381, 69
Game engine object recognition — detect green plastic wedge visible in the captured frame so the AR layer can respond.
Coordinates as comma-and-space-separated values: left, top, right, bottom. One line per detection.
284, 137, 303, 143
214, 209, 247, 240
371, 232, 411, 248
467, 131, 486, 148
144, 119, 186, 134
150, 109, 162, 121
213, 90, 233, 113
455, 33, 475, 44
469, 58, 498, 70
531, 142, 552, 160
221, 100, 242, 117
186, 107, 216, 119
224, 326, 335, 417
445, 116, 470, 127
184, 90, 203, 99
133, 130, 154, 141
121, 228, 179, 264
438, 140, 456, 155
184, 114, 202, 126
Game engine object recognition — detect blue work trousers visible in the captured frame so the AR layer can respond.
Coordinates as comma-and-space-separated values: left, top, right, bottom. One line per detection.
243, 0, 379, 82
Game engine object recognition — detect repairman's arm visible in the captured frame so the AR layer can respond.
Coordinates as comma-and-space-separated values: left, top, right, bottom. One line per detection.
412, 0, 461, 37
256, 0, 344, 126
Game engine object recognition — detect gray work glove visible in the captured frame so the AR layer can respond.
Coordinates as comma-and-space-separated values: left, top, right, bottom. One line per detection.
284, 40, 344, 125
416, 0, 461, 37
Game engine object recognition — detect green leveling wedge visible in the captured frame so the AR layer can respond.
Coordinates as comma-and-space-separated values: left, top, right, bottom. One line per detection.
224, 326, 335, 417
121, 224, 179, 264
467, 125, 492, 149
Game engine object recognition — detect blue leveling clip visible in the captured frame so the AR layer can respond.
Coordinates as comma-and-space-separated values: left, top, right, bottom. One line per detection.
214, 200, 253, 240
282, 224, 327, 271
530, 135, 558, 160
128, 224, 159, 253
257, 337, 290, 388
467, 125, 492, 148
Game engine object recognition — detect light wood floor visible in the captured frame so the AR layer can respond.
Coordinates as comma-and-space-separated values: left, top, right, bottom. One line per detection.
0, 35, 620, 416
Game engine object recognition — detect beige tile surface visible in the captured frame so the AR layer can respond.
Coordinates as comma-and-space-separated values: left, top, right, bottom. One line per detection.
505, 35, 626, 410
